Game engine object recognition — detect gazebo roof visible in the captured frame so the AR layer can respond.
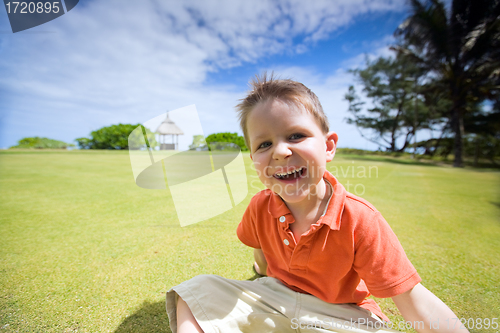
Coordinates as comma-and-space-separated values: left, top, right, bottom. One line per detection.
156, 114, 184, 135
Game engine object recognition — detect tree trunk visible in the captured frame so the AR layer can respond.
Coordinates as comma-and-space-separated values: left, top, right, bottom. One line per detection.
391, 96, 405, 152
474, 136, 479, 167
450, 76, 465, 167
451, 106, 464, 167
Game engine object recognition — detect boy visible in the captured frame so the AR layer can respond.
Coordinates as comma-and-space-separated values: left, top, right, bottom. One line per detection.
166, 74, 467, 333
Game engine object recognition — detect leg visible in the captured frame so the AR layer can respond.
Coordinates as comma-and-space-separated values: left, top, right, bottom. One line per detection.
167, 275, 291, 333
177, 296, 204, 333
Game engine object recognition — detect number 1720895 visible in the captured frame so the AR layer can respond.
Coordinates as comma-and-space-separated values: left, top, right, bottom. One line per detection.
5, 2, 60, 14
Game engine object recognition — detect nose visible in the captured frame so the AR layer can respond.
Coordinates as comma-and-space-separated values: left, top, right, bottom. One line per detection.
272, 141, 291, 160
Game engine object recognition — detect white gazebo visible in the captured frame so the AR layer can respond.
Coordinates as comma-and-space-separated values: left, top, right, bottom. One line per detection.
156, 113, 184, 150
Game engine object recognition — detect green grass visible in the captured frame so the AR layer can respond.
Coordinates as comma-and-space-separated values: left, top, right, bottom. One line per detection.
1, 150, 499, 332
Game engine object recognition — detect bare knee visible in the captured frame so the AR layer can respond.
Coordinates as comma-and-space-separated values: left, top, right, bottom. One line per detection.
177, 296, 204, 333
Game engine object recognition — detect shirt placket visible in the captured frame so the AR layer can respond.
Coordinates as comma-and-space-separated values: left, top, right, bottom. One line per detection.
277, 214, 315, 273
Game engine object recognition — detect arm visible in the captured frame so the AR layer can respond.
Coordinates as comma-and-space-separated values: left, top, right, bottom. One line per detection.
253, 248, 268, 276
392, 283, 469, 333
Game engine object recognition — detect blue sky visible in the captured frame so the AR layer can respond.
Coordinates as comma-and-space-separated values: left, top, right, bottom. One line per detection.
0, 0, 411, 150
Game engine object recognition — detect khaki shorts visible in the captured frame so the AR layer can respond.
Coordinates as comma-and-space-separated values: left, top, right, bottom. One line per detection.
166, 275, 399, 333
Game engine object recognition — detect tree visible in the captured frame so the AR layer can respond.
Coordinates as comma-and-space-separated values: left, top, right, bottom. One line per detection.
393, 0, 500, 166
205, 132, 248, 151
75, 137, 92, 149
10, 137, 74, 149
76, 124, 157, 150
189, 135, 206, 150
463, 104, 500, 166
345, 54, 435, 152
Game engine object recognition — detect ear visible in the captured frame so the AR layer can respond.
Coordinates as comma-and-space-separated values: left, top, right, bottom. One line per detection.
250, 153, 253, 161
325, 131, 338, 162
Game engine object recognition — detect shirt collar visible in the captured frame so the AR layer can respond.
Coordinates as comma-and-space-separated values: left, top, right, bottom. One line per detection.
267, 170, 346, 230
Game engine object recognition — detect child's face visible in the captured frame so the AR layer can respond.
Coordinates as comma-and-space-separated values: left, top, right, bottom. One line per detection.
247, 99, 337, 204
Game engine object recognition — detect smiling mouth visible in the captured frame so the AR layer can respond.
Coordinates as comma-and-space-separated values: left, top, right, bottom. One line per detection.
274, 167, 306, 180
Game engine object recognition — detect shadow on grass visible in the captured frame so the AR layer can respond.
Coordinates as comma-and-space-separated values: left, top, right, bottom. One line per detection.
340, 153, 500, 169
346, 155, 440, 167
491, 202, 500, 210
114, 274, 261, 333
114, 300, 172, 333
246, 273, 263, 281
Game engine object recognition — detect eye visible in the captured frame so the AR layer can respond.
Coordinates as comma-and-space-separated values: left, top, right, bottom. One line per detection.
289, 133, 305, 140
258, 141, 272, 149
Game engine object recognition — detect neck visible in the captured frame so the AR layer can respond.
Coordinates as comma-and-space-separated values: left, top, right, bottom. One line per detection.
285, 179, 330, 223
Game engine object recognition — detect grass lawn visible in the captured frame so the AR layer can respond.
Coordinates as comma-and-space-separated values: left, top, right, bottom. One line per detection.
1, 150, 499, 332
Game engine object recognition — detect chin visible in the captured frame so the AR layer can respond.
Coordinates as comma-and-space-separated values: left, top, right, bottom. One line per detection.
275, 189, 313, 204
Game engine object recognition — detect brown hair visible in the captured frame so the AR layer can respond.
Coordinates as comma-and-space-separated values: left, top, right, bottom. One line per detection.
236, 72, 329, 149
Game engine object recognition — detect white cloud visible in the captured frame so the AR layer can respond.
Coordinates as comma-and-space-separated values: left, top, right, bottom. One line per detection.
0, 0, 405, 149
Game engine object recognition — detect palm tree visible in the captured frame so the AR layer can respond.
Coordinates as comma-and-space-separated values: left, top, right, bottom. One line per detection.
394, 0, 500, 167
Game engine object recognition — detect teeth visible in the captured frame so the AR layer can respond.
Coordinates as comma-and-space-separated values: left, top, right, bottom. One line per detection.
275, 167, 304, 178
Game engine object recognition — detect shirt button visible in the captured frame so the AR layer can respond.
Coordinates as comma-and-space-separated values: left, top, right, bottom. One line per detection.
279, 216, 286, 223
283, 239, 290, 246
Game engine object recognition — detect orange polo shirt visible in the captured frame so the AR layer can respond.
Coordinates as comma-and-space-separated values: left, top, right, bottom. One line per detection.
237, 171, 421, 322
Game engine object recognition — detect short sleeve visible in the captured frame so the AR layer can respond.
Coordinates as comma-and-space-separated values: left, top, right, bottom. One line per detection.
237, 197, 261, 249
353, 212, 421, 298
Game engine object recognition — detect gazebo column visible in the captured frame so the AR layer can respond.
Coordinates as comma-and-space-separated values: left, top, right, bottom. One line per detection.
155, 113, 184, 150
